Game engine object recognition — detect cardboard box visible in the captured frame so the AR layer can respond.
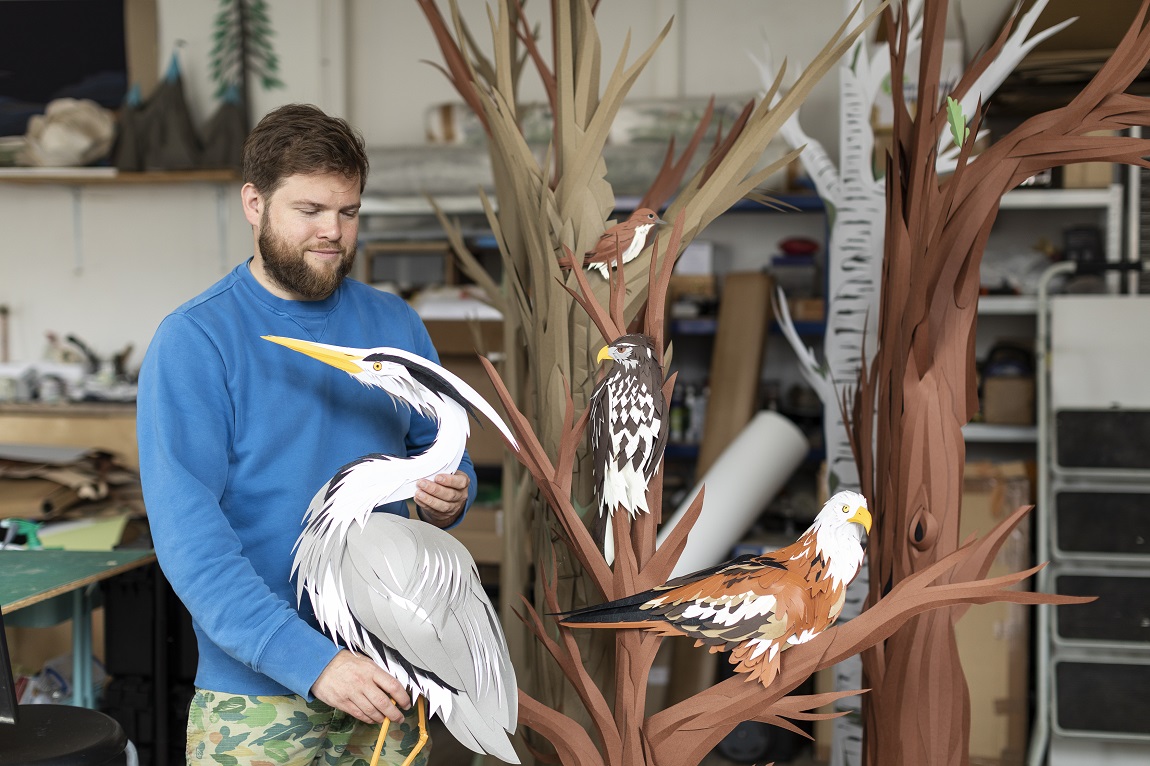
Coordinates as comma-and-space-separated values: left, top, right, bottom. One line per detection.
667, 274, 718, 303
787, 297, 825, 322
449, 505, 503, 565
982, 376, 1035, 426
957, 461, 1033, 766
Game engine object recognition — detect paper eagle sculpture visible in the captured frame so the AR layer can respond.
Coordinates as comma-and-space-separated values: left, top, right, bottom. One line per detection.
561, 490, 872, 687
263, 335, 521, 765
589, 334, 669, 518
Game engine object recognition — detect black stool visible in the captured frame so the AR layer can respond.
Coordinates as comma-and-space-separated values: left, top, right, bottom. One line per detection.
1, 605, 129, 765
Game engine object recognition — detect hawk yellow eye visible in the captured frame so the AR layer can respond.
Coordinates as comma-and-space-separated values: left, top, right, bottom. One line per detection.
373, 362, 383, 371
841, 504, 849, 514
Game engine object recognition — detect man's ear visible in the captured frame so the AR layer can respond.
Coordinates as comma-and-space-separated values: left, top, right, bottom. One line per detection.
240, 183, 264, 227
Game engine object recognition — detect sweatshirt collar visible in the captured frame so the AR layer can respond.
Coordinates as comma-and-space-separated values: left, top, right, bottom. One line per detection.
238, 259, 343, 315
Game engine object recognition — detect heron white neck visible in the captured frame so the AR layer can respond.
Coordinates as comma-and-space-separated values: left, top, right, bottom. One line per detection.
418, 396, 470, 475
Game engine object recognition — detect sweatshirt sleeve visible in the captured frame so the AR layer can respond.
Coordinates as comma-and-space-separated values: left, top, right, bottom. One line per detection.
137, 314, 338, 697
402, 308, 478, 528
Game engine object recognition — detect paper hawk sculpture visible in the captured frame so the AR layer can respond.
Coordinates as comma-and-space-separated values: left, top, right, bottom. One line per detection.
561, 490, 871, 687
263, 335, 521, 765
589, 334, 668, 558
559, 208, 667, 276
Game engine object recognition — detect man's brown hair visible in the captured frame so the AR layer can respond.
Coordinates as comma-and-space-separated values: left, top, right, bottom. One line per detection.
242, 104, 369, 196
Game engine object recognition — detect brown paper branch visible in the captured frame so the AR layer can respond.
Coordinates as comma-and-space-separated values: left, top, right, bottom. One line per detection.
516, 690, 604, 766
516, 577, 619, 757
748, 689, 861, 738
479, 355, 614, 593
513, 2, 555, 115
641, 211, 687, 365
637, 97, 716, 212
607, 243, 627, 332
560, 245, 625, 343
698, 98, 755, 187
416, 0, 489, 129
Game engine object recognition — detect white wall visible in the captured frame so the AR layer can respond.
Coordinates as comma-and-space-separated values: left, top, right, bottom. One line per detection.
0, 0, 1016, 366
0, 181, 251, 365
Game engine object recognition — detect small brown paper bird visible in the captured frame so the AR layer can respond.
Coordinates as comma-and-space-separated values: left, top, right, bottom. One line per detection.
559, 491, 872, 688
559, 208, 667, 276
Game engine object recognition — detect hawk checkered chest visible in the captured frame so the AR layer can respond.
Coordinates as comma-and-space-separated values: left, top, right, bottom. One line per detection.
589, 334, 668, 519
560, 491, 872, 688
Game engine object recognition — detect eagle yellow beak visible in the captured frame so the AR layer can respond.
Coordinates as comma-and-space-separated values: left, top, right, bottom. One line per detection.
595, 345, 612, 364
262, 335, 363, 374
849, 505, 873, 534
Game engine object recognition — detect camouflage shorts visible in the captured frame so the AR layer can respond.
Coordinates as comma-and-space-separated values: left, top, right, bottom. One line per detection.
185, 688, 431, 766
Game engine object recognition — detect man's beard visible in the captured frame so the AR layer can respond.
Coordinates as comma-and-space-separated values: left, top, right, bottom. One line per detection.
258, 218, 356, 300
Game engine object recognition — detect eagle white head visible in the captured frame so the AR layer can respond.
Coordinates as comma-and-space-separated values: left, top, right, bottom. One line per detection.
806, 490, 872, 587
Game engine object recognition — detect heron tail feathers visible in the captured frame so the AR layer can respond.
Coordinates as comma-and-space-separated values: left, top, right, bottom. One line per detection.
442, 698, 520, 763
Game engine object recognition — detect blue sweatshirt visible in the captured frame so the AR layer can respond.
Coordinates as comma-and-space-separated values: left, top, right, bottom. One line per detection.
136, 261, 477, 698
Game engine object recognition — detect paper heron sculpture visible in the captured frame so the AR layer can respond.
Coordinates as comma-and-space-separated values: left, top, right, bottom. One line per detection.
588, 334, 668, 560
263, 336, 520, 765
560, 490, 871, 687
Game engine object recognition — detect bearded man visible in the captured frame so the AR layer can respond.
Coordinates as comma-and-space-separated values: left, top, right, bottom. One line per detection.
137, 104, 474, 766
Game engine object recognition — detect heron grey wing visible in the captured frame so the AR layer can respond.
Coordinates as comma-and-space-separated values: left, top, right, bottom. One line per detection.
343, 517, 519, 760
398, 519, 517, 700
456, 575, 518, 725
341, 519, 469, 690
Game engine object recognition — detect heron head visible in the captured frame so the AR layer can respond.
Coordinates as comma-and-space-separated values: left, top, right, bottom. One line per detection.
263, 335, 452, 414
262, 335, 520, 449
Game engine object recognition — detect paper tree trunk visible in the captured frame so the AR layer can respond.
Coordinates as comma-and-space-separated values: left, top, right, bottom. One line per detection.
759, 2, 1074, 761
845, 2, 1150, 764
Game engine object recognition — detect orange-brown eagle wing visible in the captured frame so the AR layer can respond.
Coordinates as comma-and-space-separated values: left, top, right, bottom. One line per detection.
647, 537, 845, 686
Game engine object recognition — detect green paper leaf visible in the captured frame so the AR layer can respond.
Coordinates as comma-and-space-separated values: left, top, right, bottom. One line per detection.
946, 96, 968, 149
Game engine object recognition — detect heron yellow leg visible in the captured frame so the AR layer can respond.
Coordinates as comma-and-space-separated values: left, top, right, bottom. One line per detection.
368, 707, 393, 766
399, 696, 428, 766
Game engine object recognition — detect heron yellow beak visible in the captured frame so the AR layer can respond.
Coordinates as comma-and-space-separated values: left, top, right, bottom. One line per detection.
849, 505, 873, 534
595, 345, 612, 364
262, 336, 363, 374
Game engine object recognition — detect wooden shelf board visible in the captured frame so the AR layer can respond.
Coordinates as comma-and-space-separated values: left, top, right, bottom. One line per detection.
0, 168, 239, 185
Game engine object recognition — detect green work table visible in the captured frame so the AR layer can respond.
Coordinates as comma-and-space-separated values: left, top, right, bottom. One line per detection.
0, 548, 157, 708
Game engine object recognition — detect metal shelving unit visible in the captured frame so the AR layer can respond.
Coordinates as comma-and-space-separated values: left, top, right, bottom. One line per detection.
1028, 261, 1150, 766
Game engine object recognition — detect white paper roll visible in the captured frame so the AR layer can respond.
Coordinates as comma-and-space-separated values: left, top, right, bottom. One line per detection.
657, 409, 808, 578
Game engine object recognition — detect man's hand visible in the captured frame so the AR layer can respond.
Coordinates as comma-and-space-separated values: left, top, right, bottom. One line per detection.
415, 470, 470, 527
312, 650, 411, 724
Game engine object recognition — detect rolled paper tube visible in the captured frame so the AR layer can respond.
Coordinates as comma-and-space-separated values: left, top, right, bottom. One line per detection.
657, 409, 808, 579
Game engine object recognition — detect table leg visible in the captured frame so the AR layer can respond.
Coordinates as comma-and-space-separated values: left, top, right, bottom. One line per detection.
71, 588, 93, 708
